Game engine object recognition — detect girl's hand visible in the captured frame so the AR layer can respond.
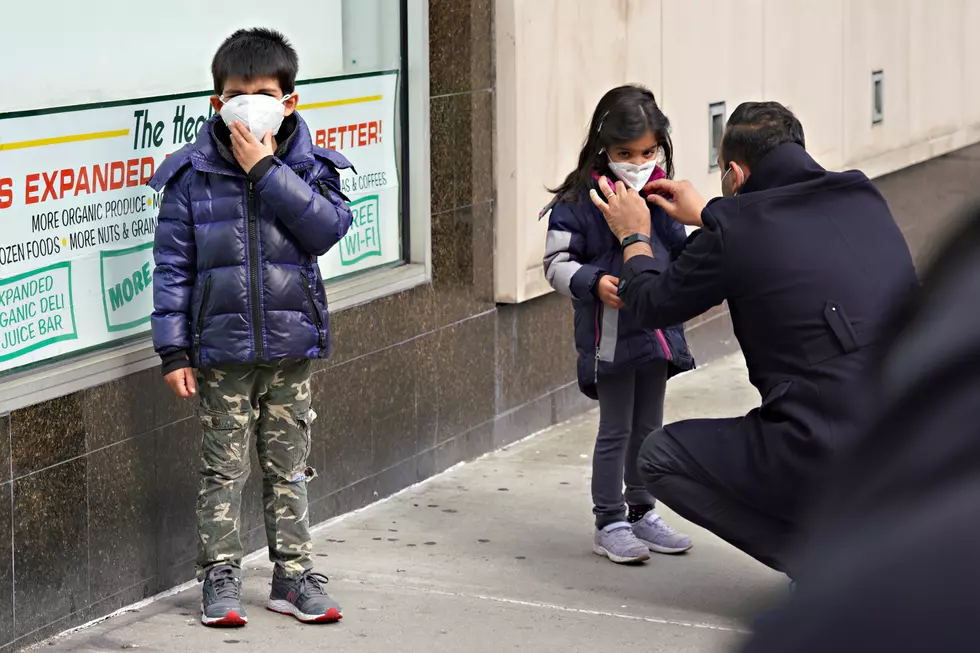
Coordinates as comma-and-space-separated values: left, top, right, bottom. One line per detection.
597, 275, 624, 309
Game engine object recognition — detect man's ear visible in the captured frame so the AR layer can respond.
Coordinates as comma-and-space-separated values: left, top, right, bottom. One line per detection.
283, 93, 299, 117
729, 162, 747, 190
209, 95, 223, 114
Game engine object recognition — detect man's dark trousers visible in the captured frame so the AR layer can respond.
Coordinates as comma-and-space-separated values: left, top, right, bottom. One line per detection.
639, 419, 799, 573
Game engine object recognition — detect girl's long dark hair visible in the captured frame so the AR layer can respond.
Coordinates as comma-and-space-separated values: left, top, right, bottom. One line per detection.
548, 84, 674, 202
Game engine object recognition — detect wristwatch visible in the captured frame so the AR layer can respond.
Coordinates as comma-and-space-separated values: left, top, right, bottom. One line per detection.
620, 233, 651, 251
617, 277, 629, 295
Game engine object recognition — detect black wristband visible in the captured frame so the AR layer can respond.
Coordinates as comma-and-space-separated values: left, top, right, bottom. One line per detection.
160, 351, 192, 376
247, 155, 277, 184
620, 233, 651, 251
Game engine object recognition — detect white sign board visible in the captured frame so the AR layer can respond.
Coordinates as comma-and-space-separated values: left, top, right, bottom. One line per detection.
0, 70, 400, 375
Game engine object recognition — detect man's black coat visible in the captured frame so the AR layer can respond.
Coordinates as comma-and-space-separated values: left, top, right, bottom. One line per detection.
619, 143, 917, 520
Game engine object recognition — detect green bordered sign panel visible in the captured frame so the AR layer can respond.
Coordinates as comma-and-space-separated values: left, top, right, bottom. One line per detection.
0, 262, 77, 363
0, 70, 400, 376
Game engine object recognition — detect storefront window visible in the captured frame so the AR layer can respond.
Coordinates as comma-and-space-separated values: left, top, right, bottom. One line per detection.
0, 0, 429, 409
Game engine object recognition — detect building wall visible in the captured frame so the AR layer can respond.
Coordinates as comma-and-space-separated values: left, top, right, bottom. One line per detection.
494, 0, 980, 304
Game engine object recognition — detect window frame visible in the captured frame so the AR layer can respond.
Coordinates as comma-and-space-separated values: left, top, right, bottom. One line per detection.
708, 101, 727, 171
0, 0, 431, 414
872, 70, 884, 125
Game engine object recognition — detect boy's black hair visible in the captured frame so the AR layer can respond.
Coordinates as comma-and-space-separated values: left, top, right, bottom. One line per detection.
722, 101, 805, 169
549, 84, 674, 202
212, 28, 299, 96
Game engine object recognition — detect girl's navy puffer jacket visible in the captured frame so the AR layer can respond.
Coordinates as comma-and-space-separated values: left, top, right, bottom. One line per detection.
542, 193, 695, 399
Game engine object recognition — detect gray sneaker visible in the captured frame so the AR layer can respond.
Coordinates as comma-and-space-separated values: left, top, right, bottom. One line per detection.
201, 564, 247, 627
632, 511, 693, 554
593, 522, 652, 564
268, 569, 343, 623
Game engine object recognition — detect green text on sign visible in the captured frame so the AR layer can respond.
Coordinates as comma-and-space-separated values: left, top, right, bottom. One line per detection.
340, 195, 382, 266
0, 262, 77, 362
100, 242, 154, 333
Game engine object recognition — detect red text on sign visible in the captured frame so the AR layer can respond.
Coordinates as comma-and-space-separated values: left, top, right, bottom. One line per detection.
314, 120, 383, 151
0, 178, 12, 210
24, 158, 156, 206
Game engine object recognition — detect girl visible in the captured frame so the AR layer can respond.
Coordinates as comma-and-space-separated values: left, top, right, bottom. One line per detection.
541, 85, 695, 564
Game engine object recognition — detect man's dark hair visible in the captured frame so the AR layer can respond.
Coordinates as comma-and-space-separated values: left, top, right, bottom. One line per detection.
211, 28, 299, 96
722, 101, 805, 169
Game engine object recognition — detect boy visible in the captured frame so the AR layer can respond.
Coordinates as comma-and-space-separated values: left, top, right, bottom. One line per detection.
149, 28, 353, 627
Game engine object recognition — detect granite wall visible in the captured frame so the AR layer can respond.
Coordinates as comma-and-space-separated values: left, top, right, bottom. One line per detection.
0, 1, 977, 649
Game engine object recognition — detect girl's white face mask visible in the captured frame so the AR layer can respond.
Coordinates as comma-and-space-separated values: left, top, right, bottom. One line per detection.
607, 160, 658, 192
219, 94, 291, 140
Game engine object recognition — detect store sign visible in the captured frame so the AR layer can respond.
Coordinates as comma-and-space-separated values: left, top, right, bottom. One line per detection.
0, 71, 399, 375
341, 195, 383, 265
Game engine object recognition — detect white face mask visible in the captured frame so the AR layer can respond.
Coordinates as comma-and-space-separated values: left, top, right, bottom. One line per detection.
219, 94, 292, 140
607, 160, 658, 192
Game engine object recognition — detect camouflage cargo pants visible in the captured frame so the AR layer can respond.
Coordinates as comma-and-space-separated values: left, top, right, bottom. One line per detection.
195, 358, 316, 580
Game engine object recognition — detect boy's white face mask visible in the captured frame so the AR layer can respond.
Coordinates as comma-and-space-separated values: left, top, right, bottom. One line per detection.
607, 160, 658, 192
219, 94, 291, 140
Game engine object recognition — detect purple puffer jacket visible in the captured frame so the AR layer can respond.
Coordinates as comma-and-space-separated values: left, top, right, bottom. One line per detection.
148, 113, 353, 368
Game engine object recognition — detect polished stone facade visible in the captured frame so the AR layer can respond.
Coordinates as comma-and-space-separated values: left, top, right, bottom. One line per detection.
0, 1, 975, 649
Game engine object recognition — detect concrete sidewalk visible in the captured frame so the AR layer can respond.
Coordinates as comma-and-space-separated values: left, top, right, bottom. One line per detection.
34, 354, 784, 653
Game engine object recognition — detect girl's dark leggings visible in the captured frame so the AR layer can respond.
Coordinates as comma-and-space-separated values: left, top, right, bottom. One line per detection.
592, 360, 667, 529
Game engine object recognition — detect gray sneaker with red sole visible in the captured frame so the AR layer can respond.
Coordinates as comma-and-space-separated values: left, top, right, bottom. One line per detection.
268, 569, 343, 624
201, 564, 248, 627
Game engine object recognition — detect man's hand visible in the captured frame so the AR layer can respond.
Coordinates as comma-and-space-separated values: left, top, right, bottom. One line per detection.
229, 121, 275, 174
644, 179, 708, 227
596, 275, 624, 309
589, 176, 651, 241
164, 368, 197, 398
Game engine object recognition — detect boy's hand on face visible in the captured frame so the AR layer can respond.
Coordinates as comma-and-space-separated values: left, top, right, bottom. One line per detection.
229, 121, 275, 174
164, 368, 197, 398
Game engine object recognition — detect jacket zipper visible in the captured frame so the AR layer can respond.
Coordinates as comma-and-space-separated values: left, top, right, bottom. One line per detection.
594, 303, 602, 384
655, 329, 673, 361
596, 303, 673, 370
303, 272, 326, 354
247, 183, 264, 360
195, 276, 213, 343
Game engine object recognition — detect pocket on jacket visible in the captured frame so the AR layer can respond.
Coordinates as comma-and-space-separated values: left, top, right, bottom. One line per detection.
195, 276, 213, 342
302, 271, 326, 351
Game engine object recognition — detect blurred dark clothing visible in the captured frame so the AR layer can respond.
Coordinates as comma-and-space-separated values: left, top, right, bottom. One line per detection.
743, 200, 980, 652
